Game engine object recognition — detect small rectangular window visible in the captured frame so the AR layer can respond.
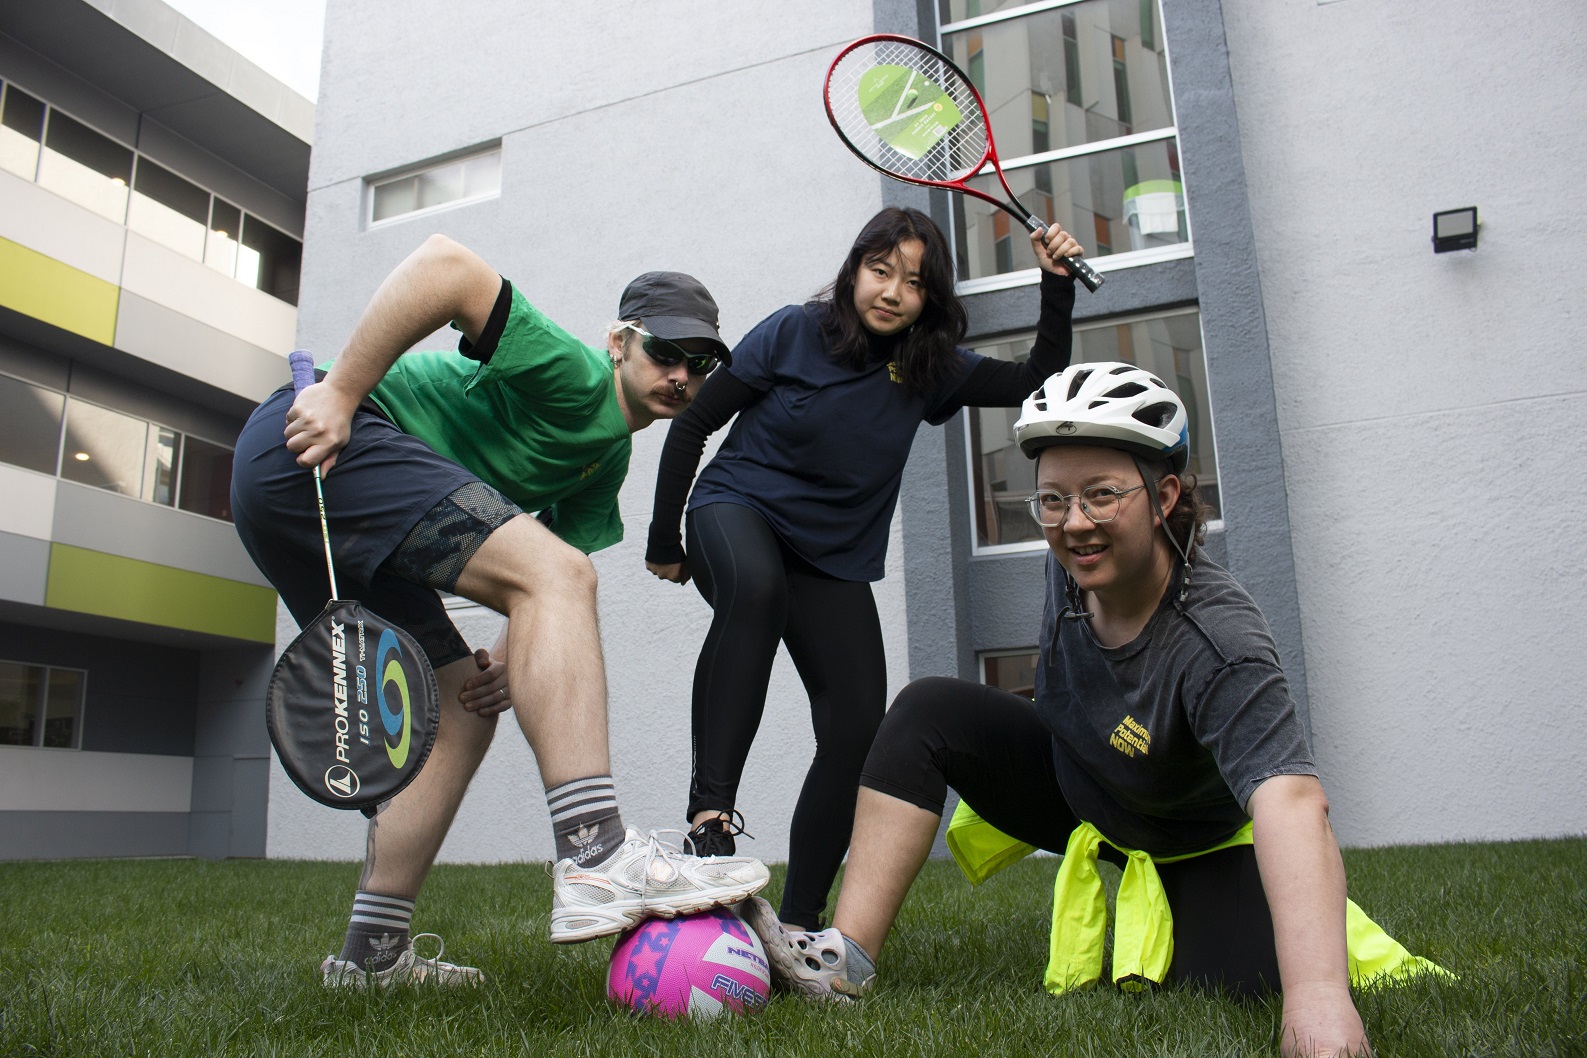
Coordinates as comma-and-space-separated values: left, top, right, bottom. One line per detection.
60, 397, 147, 497
0, 83, 45, 181
369, 146, 502, 226
981, 651, 1039, 697
0, 661, 86, 750
0, 372, 65, 475
237, 214, 302, 306
128, 157, 210, 261
176, 434, 234, 521
143, 424, 179, 506
207, 198, 242, 278
37, 109, 132, 223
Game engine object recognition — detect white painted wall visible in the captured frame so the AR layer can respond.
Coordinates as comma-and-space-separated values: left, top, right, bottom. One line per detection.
1221, 0, 1587, 845
269, 2, 912, 865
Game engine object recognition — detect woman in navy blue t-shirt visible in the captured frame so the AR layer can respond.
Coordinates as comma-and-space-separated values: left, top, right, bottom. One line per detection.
646, 206, 1083, 929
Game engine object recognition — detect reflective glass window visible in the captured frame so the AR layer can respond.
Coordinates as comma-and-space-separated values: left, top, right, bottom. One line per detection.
144, 424, 178, 506
370, 147, 502, 224
0, 661, 42, 747
967, 307, 1217, 550
177, 435, 234, 521
0, 83, 45, 181
956, 139, 1184, 279
982, 651, 1038, 697
60, 398, 147, 497
42, 669, 84, 749
128, 157, 210, 260
37, 110, 132, 222
0, 373, 65, 475
237, 215, 302, 306
207, 198, 242, 277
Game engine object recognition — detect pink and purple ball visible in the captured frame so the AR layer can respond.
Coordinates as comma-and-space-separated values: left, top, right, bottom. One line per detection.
607, 904, 772, 1019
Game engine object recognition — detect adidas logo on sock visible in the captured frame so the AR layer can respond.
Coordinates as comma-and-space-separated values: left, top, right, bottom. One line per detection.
369, 933, 404, 956
569, 824, 598, 849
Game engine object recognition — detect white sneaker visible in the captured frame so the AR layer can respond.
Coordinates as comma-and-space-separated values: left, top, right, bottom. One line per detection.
549, 828, 770, 943
319, 933, 484, 988
741, 896, 874, 999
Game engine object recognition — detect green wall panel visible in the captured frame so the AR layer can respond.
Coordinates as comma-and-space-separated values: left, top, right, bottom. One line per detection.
0, 236, 120, 345
45, 543, 276, 644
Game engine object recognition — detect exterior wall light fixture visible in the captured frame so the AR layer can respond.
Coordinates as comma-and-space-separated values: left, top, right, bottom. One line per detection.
1432, 207, 1478, 252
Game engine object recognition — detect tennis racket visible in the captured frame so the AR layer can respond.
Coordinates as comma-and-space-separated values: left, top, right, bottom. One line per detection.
825, 34, 1104, 292
265, 351, 439, 816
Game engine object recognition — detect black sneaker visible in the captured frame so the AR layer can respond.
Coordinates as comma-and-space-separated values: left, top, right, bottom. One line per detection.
686, 810, 752, 857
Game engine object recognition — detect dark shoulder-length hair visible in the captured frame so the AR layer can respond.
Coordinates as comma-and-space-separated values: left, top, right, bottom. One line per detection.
814, 206, 967, 396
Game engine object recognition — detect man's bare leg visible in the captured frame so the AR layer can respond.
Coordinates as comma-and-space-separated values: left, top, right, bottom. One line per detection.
451, 514, 609, 786
355, 656, 498, 897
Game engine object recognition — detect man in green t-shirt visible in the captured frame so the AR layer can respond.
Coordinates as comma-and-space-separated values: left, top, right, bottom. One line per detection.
232, 234, 769, 986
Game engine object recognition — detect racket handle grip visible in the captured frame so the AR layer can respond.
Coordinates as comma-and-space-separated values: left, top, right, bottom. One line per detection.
1065, 254, 1105, 293
288, 350, 317, 394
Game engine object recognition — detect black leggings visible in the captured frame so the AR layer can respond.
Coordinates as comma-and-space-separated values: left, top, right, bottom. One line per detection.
863, 676, 1282, 997
686, 502, 888, 930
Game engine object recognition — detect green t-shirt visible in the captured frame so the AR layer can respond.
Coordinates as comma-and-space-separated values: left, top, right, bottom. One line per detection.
366, 286, 630, 554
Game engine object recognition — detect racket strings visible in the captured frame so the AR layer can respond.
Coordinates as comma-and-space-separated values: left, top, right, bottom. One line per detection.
827, 41, 989, 183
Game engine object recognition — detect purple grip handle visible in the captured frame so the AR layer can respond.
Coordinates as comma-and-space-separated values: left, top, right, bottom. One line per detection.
288, 350, 316, 394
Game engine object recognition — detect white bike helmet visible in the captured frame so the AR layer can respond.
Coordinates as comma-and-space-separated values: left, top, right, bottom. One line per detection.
1013, 362, 1189, 472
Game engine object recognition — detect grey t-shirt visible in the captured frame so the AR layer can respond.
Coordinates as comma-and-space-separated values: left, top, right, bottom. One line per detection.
1034, 555, 1316, 856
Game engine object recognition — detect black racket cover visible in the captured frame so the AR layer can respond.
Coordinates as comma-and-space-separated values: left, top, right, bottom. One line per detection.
267, 599, 440, 813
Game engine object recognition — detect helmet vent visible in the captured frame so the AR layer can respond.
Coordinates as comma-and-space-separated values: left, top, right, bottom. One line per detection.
1066, 370, 1092, 400
1103, 382, 1146, 399
1135, 401, 1177, 428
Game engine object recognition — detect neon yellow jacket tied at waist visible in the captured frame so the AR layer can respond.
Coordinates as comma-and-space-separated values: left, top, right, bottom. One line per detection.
944, 802, 1452, 995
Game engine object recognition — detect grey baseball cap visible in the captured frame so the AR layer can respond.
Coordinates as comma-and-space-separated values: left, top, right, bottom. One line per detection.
617, 271, 730, 363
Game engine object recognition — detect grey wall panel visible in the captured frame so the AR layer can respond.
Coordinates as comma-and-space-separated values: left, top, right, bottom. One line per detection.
0, 617, 200, 755
0, 30, 140, 146
52, 480, 269, 586
0, 810, 189, 859
228, 754, 268, 857
187, 809, 230, 860
193, 647, 273, 758
111, 291, 287, 411
0, 531, 49, 605
1158, 0, 1309, 724
0, 333, 70, 390
67, 353, 249, 443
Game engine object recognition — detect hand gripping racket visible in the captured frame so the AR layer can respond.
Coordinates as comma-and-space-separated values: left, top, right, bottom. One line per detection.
825, 34, 1104, 292
265, 351, 440, 816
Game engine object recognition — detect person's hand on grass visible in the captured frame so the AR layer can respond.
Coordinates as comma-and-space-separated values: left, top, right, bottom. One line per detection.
1280, 981, 1371, 1057
459, 647, 512, 716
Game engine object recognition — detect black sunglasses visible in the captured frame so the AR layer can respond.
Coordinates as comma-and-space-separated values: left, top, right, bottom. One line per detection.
623, 324, 719, 376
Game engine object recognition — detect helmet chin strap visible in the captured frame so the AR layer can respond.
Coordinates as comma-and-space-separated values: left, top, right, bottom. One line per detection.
1132, 455, 1194, 604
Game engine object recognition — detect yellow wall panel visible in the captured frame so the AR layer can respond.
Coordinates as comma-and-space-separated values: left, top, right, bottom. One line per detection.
0, 236, 120, 345
45, 543, 277, 644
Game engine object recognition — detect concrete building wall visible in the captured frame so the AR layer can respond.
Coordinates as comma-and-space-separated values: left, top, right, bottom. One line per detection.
1220, 0, 1587, 845
273, 1, 901, 864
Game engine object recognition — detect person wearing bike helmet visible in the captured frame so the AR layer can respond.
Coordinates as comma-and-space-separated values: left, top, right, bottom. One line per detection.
741, 364, 1446, 1057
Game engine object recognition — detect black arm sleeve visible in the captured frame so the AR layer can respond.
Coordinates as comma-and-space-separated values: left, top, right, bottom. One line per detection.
645, 370, 764, 565
945, 270, 1076, 409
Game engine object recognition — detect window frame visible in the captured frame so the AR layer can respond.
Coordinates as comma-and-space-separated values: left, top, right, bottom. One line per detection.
0, 658, 88, 751
365, 142, 504, 229
939, 0, 1194, 290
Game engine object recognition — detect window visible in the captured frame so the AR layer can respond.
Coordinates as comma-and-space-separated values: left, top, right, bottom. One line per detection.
237, 214, 302, 306
0, 373, 65, 475
940, 0, 1187, 283
2, 374, 236, 522
981, 650, 1038, 697
966, 306, 1219, 552
0, 82, 45, 181
0, 81, 303, 305
369, 146, 502, 226
128, 157, 210, 261
0, 661, 86, 749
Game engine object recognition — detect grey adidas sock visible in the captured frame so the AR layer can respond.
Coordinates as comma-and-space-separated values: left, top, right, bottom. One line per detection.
339, 891, 413, 972
546, 775, 626, 866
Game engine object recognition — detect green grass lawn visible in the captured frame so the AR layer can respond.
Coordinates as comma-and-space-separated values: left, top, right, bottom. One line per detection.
2, 838, 1583, 1057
